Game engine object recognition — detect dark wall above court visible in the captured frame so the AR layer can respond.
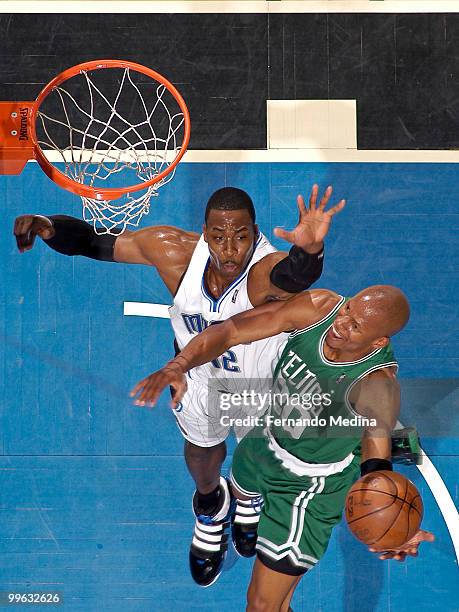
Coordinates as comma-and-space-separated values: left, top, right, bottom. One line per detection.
0, 13, 457, 149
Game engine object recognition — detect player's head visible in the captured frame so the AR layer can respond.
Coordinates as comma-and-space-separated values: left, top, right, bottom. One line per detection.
325, 285, 410, 353
203, 187, 259, 280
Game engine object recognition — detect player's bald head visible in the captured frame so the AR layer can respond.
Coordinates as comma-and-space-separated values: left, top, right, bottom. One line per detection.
353, 285, 410, 338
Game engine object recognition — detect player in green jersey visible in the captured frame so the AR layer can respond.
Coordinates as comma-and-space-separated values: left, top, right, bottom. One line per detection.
132, 286, 434, 611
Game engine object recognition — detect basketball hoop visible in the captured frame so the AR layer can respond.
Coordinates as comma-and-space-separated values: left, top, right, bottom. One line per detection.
0, 60, 191, 233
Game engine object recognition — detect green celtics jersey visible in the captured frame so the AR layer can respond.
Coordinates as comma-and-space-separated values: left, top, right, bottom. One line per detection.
269, 296, 398, 464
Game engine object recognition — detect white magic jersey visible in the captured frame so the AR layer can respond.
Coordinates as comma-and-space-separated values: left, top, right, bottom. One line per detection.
169, 233, 288, 391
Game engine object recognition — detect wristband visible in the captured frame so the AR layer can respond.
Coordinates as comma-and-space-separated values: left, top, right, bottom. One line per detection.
360, 458, 393, 477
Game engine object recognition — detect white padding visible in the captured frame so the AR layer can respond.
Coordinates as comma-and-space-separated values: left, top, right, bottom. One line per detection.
267, 99, 357, 150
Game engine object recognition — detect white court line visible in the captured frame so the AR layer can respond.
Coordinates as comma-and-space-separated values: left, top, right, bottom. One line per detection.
123, 301, 170, 318
416, 450, 459, 564
395, 420, 459, 563
125, 304, 459, 563
1, 2, 458, 14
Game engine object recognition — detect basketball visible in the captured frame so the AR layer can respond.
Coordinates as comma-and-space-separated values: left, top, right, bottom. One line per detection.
345, 471, 423, 551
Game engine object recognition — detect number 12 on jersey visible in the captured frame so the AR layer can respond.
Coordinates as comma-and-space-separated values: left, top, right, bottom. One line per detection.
211, 350, 240, 372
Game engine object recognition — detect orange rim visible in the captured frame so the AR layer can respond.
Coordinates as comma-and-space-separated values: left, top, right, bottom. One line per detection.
30, 59, 191, 201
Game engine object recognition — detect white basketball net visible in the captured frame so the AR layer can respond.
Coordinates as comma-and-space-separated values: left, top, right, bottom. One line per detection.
35, 67, 187, 234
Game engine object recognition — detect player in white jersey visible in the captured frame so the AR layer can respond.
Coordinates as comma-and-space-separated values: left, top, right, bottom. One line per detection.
15, 184, 346, 586
169, 231, 289, 447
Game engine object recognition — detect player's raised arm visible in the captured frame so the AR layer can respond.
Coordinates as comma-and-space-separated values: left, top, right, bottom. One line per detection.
248, 184, 346, 305
273, 184, 345, 250
350, 369, 434, 561
130, 290, 337, 407
14, 214, 199, 295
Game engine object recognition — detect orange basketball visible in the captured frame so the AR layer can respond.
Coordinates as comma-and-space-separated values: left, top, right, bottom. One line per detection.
345, 471, 423, 551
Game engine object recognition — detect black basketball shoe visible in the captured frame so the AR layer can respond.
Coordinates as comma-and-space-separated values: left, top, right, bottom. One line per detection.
189, 476, 233, 587
231, 495, 263, 558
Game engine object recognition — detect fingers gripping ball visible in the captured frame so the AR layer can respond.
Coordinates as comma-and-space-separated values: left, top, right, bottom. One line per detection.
345, 471, 423, 551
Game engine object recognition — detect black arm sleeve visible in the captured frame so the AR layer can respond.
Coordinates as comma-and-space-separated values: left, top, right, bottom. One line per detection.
43, 215, 121, 261
269, 245, 324, 293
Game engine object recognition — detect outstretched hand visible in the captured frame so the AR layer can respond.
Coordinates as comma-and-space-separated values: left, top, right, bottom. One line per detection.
130, 363, 187, 409
369, 529, 435, 562
274, 184, 345, 253
14, 215, 55, 252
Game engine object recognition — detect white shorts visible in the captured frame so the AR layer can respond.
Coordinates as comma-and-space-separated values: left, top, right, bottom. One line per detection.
173, 374, 266, 447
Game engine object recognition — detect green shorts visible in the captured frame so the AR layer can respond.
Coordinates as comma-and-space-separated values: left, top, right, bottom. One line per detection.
230, 431, 360, 572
